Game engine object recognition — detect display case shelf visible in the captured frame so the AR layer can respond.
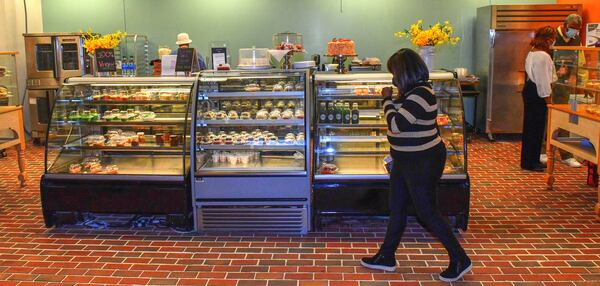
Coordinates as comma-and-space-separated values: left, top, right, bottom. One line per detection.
55, 100, 190, 105
198, 119, 304, 126
198, 144, 305, 151
202, 91, 304, 99
54, 119, 186, 127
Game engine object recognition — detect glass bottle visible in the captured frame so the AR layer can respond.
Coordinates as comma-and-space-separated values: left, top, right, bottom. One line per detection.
326, 101, 335, 123
319, 102, 327, 123
342, 102, 351, 124
351, 102, 360, 124
334, 101, 343, 124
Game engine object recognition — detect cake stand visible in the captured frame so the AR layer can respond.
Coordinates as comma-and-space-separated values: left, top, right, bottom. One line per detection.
324, 54, 357, 74
269, 49, 305, 70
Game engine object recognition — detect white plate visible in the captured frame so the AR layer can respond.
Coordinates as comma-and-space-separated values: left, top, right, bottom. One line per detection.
292, 61, 316, 69
237, 65, 272, 70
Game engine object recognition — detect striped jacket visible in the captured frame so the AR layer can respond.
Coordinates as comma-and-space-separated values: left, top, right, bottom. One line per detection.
383, 83, 442, 154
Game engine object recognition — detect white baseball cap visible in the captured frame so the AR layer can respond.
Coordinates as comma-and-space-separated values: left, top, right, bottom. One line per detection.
176, 33, 192, 45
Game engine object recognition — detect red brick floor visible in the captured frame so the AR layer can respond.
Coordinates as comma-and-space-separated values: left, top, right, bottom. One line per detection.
0, 138, 599, 286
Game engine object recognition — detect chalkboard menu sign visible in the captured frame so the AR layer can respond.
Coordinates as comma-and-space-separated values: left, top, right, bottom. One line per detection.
175, 48, 196, 72
95, 48, 117, 72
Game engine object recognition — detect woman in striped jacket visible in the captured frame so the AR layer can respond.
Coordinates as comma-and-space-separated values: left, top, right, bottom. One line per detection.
360, 49, 471, 282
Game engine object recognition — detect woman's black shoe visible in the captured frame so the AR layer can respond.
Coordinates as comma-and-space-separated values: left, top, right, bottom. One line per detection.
522, 164, 546, 172
360, 253, 396, 272
439, 256, 472, 282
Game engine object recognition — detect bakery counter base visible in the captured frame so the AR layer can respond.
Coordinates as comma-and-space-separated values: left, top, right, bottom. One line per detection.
312, 178, 470, 231
40, 175, 192, 229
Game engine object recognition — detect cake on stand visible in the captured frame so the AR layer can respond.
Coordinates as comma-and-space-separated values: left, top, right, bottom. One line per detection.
270, 32, 305, 70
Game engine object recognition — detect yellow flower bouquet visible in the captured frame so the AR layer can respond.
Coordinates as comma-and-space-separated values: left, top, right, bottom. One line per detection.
81, 29, 127, 54
395, 20, 460, 47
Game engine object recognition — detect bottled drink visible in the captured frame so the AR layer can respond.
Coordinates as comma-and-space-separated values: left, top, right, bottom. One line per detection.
334, 101, 343, 124
129, 56, 136, 77
121, 58, 129, 77
351, 103, 360, 124
326, 101, 335, 123
342, 102, 351, 124
319, 102, 327, 123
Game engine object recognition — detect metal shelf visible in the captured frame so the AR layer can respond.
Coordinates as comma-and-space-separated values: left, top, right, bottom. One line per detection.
63, 144, 183, 152
317, 95, 383, 100
197, 119, 304, 126
197, 144, 305, 151
317, 123, 387, 129
201, 91, 304, 99
320, 136, 387, 143
55, 99, 189, 105
54, 118, 186, 127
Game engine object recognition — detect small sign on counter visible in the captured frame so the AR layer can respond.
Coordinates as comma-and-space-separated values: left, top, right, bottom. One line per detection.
175, 48, 196, 73
161, 55, 177, 76
95, 48, 117, 72
211, 47, 227, 70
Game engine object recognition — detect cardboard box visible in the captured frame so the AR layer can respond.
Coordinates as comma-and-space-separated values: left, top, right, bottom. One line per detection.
586, 23, 600, 47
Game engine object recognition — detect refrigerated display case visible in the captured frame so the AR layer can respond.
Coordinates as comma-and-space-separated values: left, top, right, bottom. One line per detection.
313, 71, 470, 230
41, 76, 196, 228
552, 47, 600, 104
192, 70, 311, 233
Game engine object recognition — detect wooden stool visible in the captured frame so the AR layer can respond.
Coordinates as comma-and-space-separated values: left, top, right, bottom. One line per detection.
0, 106, 27, 187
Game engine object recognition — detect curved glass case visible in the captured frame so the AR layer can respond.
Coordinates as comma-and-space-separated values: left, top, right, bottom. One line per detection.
313, 72, 467, 180
44, 77, 195, 178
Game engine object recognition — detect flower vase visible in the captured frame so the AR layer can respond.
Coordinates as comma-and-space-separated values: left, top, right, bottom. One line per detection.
418, 46, 435, 71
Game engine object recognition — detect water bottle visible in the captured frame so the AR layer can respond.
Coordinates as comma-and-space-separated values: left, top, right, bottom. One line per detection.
129, 56, 136, 77
122, 58, 129, 77
569, 94, 578, 123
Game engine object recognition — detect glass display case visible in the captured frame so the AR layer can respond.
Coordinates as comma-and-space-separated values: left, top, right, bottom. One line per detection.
313, 72, 467, 180
0, 52, 19, 106
552, 47, 600, 104
41, 76, 196, 228
312, 71, 469, 230
192, 70, 310, 234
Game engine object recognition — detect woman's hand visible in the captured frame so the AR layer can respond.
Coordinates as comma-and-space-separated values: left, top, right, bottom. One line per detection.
382, 87, 394, 98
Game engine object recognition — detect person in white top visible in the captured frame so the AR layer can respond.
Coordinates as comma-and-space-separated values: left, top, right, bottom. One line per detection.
521, 26, 557, 172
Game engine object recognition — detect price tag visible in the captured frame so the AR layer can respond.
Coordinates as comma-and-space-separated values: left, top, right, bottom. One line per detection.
95, 48, 117, 72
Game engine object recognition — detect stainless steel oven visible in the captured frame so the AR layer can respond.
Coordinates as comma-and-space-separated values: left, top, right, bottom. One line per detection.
23, 33, 89, 142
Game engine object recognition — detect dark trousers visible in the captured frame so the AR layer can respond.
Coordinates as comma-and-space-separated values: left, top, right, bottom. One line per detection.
380, 143, 467, 262
521, 80, 548, 169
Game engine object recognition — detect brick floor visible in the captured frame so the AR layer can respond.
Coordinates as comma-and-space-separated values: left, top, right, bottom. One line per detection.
0, 137, 599, 286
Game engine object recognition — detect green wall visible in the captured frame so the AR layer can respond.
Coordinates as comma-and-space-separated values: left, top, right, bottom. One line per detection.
42, 0, 556, 71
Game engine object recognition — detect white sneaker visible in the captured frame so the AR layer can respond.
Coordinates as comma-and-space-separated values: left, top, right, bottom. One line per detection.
562, 158, 582, 168
540, 154, 548, 164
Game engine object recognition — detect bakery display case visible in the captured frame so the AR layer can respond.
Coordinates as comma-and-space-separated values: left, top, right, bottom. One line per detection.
192, 70, 311, 233
0, 52, 19, 106
40, 76, 197, 228
312, 71, 470, 230
552, 47, 600, 104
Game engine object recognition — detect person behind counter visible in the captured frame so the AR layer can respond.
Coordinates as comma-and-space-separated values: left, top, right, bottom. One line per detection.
539, 14, 585, 168
172, 32, 207, 71
521, 26, 557, 172
360, 48, 471, 283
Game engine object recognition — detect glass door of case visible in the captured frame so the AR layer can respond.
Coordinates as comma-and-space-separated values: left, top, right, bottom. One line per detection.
313, 72, 467, 179
45, 77, 194, 177
314, 73, 392, 178
194, 70, 309, 176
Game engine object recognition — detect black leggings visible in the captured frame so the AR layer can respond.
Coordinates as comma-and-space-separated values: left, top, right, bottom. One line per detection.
521, 80, 548, 169
380, 143, 467, 262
